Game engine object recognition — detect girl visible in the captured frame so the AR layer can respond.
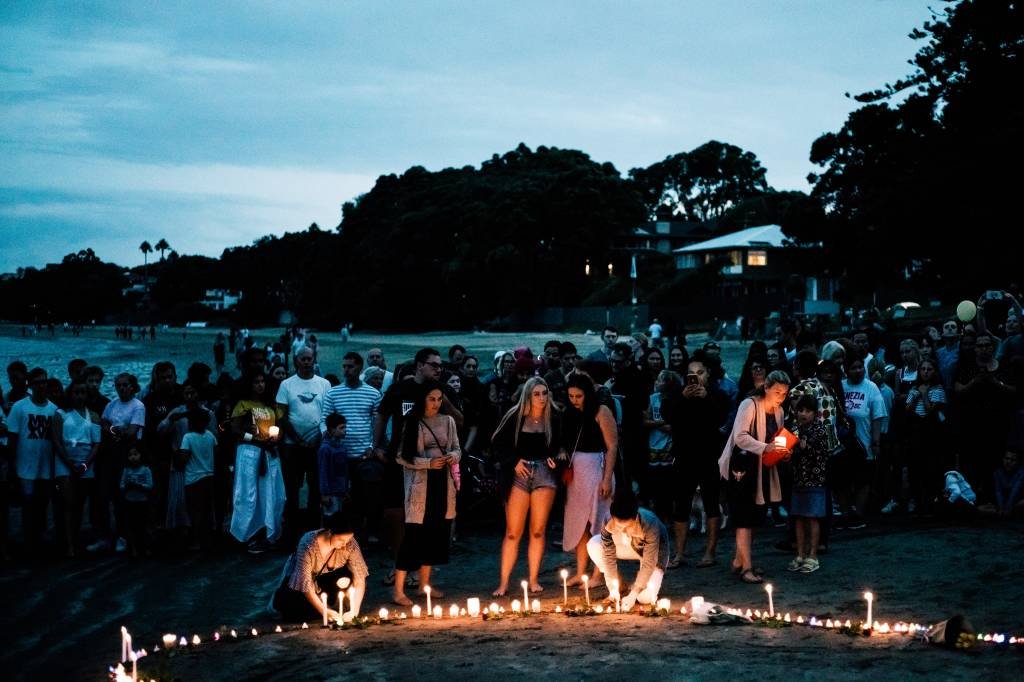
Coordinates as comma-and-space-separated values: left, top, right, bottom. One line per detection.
904, 358, 947, 514
51, 379, 101, 556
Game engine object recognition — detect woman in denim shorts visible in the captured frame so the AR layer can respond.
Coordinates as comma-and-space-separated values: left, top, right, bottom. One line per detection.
491, 377, 563, 596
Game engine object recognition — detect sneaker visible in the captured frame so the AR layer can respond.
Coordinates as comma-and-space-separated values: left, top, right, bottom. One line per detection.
86, 539, 111, 553
777, 506, 789, 519
787, 557, 806, 572
799, 558, 820, 573
831, 503, 843, 517
880, 499, 899, 515
114, 537, 128, 553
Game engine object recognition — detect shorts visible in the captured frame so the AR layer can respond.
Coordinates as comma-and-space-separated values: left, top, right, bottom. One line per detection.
790, 487, 826, 518
511, 460, 558, 493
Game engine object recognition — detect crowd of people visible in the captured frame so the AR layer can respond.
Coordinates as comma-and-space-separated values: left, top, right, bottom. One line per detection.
2, 296, 1022, 623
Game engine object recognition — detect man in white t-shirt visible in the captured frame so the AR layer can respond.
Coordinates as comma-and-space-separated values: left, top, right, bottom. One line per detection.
276, 347, 332, 539
648, 318, 664, 348
7, 368, 58, 551
841, 356, 888, 528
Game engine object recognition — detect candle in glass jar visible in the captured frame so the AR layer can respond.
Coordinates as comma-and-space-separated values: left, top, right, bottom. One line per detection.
449, 604, 459, 618
774, 436, 786, 448
531, 599, 541, 613
432, 605, 442, 619
412, 605, 422, 618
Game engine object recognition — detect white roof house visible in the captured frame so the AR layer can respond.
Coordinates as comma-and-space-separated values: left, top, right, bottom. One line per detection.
673, 224, 789, 274
673, 224, 787, 253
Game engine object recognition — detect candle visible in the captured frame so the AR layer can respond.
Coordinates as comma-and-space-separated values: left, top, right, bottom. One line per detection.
691, 596, 704, 612
121, 626, 129, 663
412, 605, 422, 618
594, 605, 604, 614
230, 629, 237, 638
449, 604, 459, 618
180, 636, 189, 646
460, 608, 466, 616
531, 599, 541, 613
560, 569, 569, 604
555, 605, 562, 613
521, 581, 530, 610
275, 625, 283, 633
162, 634, 176, 649
321, 592, 329, 627
489, 602, 500, 614
191, 635, 200, 645
338, 591, 345, 624
424, 585, 432, 616
774, 436, 786, 448
214, 632, 221, 641
582, 575, 590, 606
250, 629, 258, 637
467, 598, 481, 617
432, 605, 442, 619
765, 583, 774, 617
656, 598, 671, 612
379, 608, 389, 620
511, 599, 522, 613
268, 425, 280, 439
611, 579, 620, 613
864, 592, 873, 629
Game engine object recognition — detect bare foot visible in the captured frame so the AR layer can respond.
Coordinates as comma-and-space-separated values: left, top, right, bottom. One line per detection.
427, 587, 445, 599
529, 583, 543, 593
392, 593, 413, 607
566, 574, 585, 587
588, 575, 605, 589
492, 586, 507, 597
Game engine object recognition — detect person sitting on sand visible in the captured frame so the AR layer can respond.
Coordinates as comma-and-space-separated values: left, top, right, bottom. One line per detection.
587, 492, 668, 611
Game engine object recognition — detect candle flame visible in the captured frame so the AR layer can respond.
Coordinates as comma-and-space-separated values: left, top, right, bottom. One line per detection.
560, 569, 569, 579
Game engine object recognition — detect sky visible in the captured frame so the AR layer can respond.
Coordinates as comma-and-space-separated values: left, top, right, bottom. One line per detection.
0, 0, 937, 274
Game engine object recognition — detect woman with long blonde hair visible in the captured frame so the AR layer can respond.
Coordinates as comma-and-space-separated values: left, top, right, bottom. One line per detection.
490, 377, 563, 596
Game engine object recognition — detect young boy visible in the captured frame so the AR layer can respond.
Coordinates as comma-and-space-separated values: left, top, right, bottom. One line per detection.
180, 410, 217, 549
789, 394, 829, 574
318, 414, 350, 516
120, 446, 153, 557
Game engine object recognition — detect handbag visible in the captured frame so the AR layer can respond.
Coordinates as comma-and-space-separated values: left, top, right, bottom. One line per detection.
561, 423, 584, 486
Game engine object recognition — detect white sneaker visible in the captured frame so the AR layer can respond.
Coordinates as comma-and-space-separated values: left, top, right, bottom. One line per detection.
880, 499, 899, 515
86, 539, 111, 553
115, 537, 128, 553
832, 503, 843, 517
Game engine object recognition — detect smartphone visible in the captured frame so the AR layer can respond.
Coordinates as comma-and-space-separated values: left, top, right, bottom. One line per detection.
686, 374, 700, 386
985, 290, 1003, 301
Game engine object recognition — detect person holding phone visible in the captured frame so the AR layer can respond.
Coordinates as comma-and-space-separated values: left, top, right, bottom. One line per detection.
392, 382, 461, 606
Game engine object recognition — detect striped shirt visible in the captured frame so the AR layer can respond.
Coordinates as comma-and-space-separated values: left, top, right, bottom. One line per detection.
320, 381, 381, 456
906, 385, 947, 419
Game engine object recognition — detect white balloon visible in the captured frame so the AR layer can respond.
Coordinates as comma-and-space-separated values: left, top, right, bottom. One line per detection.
956, 300, 977, 323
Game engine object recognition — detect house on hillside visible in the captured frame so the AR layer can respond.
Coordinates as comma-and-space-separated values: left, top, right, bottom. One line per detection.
673, 224, 838, 315
201, 289, 242, 311
617, 207, 713, 255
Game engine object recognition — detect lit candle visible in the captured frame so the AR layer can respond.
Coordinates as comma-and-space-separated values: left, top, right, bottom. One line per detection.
844, 620, 852, 629
511, 599, 522, 613
424, 585, 432, 616
180, 636, 189, 646
412, 605, 422, 618
338, 591, 345, 624
449, 604, 459, 618
230, 629, 237, 638
784, 613, 791, 623
467, 598, 481, 617
268, 425, 280, 439
611, 579, 620, 612
121, 626, 129, 663
489, 602, 500, 614
521, 581, 530, 610
321, 592, 329, 626
582, 575, 590, 606
214, 632, 221, 641
162, 634, 176, 649
555, 605, 562, 613
531, 599, 541, 613
765, 583, 774, 617
656, 598, 671, 612
432, 605, 442, 619
275, 625, 282, 633
864, 592, 873, 630
379, 608, 389, 620
560, 569, 569, 605
250, 629, 258, 637
594, 605, 604, 614
691, 596, 704, 612
191, 635, 200, 645
460, 608, 466, 616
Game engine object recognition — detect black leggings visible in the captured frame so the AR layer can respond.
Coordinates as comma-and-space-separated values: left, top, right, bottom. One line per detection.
673, 459, 722, 523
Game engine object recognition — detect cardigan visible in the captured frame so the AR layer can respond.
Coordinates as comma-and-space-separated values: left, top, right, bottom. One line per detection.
717, 396, 782, 505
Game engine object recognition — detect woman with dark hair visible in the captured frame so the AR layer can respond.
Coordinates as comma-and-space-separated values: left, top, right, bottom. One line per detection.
561, 373, 618, 587
392, 381, 461, 606
272, 510, 368, 623
491, 377, 562, 596
229, 371, 286, 553
718, 370, 791, 584
641, 348, 666, 396
51, 379, 101, 556
737, 355, 769, 400
668, 346, 689, 375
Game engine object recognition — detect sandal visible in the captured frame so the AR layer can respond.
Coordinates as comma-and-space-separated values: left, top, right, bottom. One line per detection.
696, 557, 717, 568
667, 556, 686, 569
740, 569, 763, 584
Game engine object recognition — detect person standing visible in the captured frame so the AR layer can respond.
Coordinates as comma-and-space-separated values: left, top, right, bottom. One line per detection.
648, 318, 664, 349
50, 379, 101, 557
277, 347, 332, 540
7, 368, 58, 553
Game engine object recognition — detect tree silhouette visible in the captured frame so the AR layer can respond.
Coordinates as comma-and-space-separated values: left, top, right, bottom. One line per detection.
139, 241, 153, 292
155, 238, 170, 261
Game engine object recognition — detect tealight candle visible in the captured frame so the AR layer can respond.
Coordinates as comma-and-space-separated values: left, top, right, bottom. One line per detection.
180, 636, 188, 646
594, 605, 604, 614
379, 608, 389, 620
449, 604, 459, 618
489, 602, 500, 614
191, 635, 201, 645
467, 598, 481, 617
250, 629, 258, 637
656, 598, 671, 612
432, 605, 442, 619
412, 605, 422, 618
511, 599, 522, 613
531, 599, 541, 613
162, 634, 176, 649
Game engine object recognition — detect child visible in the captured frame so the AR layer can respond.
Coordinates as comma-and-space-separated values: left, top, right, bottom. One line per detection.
318, 414, 350, 516
789, 394, 829, 574
904, 358, 947, 514
119, 446, 153, 558
180, 410, 218, 550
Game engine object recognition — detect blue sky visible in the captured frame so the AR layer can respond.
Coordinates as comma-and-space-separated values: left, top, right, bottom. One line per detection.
1, 1, 936, 273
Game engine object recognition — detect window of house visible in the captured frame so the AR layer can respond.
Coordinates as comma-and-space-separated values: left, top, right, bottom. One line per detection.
747, 250, 767, 266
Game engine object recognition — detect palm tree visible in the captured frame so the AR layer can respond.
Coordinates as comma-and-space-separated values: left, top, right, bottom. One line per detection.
155, 238, 170, 261
140, 241, 153, 292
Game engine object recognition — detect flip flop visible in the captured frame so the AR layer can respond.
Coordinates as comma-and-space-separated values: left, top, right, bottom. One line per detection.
696, 557, 717, 568
667, 556, 686, 569
740, 569, 763, 584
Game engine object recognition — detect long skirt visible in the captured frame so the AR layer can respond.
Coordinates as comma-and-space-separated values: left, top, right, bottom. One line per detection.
563, 451, 613, 551
165, 469, 190, 529
230, 444, 286, 543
